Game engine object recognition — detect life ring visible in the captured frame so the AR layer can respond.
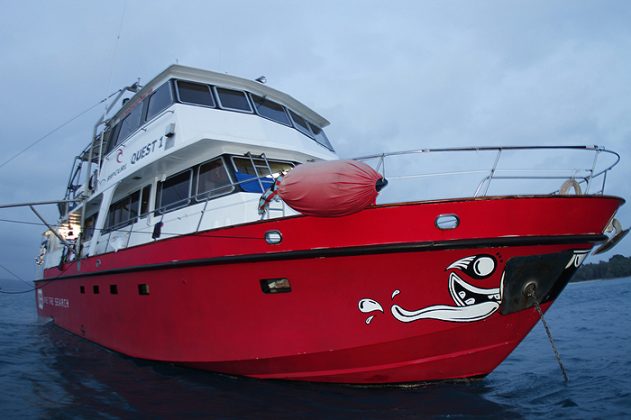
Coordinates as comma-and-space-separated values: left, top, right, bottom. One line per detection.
559, 179, 582, 195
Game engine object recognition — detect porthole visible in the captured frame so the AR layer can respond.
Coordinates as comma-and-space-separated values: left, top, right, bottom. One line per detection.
264, 230, 283, 245
435, 214, 459, 230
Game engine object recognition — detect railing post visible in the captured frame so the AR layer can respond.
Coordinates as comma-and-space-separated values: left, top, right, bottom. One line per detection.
196, 198, 210, 232
585, 149, 600, 194
480, 149, 502, 197
125, 223, 134, 248
245, 152, 266, 193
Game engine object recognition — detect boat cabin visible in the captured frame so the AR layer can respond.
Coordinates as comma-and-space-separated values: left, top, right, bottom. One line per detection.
43, 65, 338, 269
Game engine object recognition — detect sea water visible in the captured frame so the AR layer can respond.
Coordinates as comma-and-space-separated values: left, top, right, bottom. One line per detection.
1, 278, 629, 419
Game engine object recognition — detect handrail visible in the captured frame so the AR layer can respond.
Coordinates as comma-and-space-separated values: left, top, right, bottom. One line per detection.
355, 145, 620, 199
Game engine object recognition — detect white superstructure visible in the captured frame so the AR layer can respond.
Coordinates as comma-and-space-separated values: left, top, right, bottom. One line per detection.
42, 65, 338, 272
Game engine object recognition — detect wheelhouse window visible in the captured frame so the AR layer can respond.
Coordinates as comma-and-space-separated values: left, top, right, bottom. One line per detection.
196, 158, 234, 200
232, 156, 294, 193
287, 110, 312, 137
176, 80, 215, 107
215, 87, 252, 112
308, 122, 333, 150
105, 190, 140, 231
250, 94, 291, 126
156, 170, 192, 214
117, 103, 144, 144
146, 81, 174, 121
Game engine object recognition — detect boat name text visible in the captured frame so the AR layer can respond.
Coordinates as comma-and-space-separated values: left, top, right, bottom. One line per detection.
131, 138, 164, 165
43, 296, 70, 309
106, 164, 128, 182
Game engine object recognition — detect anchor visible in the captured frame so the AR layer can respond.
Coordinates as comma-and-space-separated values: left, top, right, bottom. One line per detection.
593, 218, 629, 255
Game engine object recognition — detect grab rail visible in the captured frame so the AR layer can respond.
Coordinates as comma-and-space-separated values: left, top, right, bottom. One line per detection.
354, 145, 620, 198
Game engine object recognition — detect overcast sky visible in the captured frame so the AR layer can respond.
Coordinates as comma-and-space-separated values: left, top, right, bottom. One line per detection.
1, 0, 630, 288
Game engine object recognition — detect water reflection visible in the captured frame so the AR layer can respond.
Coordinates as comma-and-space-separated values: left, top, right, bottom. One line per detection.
30, 323, 518, 418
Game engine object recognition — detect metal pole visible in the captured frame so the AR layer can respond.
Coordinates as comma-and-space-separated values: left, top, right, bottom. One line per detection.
29, 205, 67, 246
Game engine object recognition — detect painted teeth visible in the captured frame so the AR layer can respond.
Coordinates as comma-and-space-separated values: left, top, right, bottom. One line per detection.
465, 298, 476, 305
458, 291, 466, 299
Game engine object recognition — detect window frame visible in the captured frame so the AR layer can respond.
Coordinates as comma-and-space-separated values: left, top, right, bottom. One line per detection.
250, 93, 292, 127
116, 101, 146, 146
213, 86, 254, 113
104, 190, 141, 233
195, 156, 235, 202
155, 169, 194, 215
146, 80, 175, 122
307, 121, 334, 151
230, 156, 295, 193
287, 109, 313, 138
175, 80, 216, 108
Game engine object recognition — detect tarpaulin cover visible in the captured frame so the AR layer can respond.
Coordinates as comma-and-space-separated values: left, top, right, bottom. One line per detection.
278, 160, 383, 217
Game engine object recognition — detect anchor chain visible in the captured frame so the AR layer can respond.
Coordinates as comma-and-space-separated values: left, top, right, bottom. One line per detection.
524, 283, 569, 383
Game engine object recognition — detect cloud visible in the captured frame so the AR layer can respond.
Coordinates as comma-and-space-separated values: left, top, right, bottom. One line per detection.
1, 0, 630, 284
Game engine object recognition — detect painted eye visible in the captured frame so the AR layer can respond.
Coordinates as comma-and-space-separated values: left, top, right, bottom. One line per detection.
448, 255, 496, 279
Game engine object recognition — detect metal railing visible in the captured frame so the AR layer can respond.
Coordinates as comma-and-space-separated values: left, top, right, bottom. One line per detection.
354, 145, 620, 200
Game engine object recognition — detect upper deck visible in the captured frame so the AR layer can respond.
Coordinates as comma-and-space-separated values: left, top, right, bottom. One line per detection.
43, 65, 340, 270
69, 65, 338, 203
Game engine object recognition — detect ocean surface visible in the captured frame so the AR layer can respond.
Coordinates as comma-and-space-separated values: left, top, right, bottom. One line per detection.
1, 277, 629, 419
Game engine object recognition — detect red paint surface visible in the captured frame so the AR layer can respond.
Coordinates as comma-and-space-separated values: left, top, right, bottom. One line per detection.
36, 196, 623, 383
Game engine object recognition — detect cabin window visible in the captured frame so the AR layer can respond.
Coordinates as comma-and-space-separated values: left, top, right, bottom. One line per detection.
196, 158, 234, 200
250, 94, 291, 126
232, 157, 294, 193
140, 185, 151, 218
215, 87, 252, 112
83, 213, 98, 241
117, 102, 144, 144
176, 80, 215, 107
105, 190, 140, 231
104, 123, 122, 155
102, 127, 114, 155
308, 122, 334, 151
156, 169, 192, 214
288, 110, 312, 137
146, 81, 174, 121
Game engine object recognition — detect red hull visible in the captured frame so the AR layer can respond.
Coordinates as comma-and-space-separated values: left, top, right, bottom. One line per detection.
35, 196, 623, 383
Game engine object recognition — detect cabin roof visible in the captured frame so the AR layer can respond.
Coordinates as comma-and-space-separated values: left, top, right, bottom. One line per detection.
111, 64, 330, 128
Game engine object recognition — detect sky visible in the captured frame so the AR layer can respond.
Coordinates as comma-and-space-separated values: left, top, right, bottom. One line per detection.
1, 0, 630, 289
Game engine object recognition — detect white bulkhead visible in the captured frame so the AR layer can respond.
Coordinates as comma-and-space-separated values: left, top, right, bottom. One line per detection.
42, 65, 338, 270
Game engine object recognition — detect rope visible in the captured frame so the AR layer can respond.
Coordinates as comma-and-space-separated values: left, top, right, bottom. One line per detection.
103, 0, 128, 112
0, 263, 37, 294
0, 90, 123, 171
525, 283, 569, 383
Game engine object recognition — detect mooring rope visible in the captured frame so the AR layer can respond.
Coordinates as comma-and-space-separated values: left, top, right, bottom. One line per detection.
524, 283, 569, 383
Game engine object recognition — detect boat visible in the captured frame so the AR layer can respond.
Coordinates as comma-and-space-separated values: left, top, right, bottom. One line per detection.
31, 65, 627, 384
